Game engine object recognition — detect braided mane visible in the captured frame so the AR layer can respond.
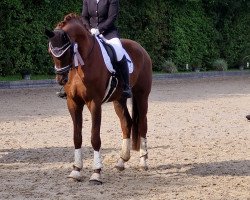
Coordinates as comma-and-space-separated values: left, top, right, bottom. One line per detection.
57, 13, 82, 29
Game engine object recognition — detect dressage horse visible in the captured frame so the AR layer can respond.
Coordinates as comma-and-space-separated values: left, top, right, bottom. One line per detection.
45, 13, 152, 184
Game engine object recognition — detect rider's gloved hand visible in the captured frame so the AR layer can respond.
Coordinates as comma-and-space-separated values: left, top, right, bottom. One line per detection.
90, 28, 100, 36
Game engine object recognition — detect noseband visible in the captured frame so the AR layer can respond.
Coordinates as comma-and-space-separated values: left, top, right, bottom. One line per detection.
49, 42, 84, 75
49, 32, 95, 76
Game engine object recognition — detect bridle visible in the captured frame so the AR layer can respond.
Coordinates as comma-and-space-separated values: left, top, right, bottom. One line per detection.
49, 32, 96, 76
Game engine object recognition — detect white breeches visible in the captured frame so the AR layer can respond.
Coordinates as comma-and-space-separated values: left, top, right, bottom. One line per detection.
102, 37, 125, 61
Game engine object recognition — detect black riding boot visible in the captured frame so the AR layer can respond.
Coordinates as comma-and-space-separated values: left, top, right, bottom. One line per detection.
118, 56, 132, 98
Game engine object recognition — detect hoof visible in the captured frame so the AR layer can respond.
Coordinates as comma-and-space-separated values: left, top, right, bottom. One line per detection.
246, 115, 250, 120
89, 173, 102, 185
139, 156, 148, 171
115, 158, 125, 171
68, 170, 82, 181
114, 165, 125, 171
89, 179, 102, 185
140, 165, 149, 171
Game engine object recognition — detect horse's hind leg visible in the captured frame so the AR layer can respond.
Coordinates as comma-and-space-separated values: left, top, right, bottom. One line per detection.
113, 99, 132, 171
133, 93, 149, 170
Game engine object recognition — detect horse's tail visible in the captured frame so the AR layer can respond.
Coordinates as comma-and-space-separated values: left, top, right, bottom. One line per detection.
132, 96, 140, 151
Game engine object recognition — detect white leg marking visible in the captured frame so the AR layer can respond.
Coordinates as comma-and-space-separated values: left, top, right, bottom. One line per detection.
93, 150, 103, 170
139, 137, 148, 170
74, 148, 83, 169
140, 156, 148, 170
115, 157, 125, 171
140, 137, 148, 158
120, 138, 131, 161
90, 151, 102, 184
68, 148, 83, 180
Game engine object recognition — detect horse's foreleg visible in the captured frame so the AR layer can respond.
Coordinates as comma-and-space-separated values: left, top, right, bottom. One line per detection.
113, 100, 132, 171
88, 101, 103, 185
68, 149, 83, 180
67, 100, 84, 181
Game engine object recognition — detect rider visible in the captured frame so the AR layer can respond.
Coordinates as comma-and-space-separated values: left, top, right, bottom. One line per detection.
81, 0, 132, 98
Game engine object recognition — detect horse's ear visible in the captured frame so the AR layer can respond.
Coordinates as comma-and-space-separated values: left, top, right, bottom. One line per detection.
45, 29, 55, 38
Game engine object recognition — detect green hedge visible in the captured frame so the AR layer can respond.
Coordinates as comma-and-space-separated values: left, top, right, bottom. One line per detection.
168, 1, 220, 71
222, 8, 250, 67
0, 0, 81, 76
0, 0, 249, 75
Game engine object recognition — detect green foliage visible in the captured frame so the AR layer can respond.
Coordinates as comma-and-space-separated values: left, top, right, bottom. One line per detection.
0, 0, 81, 76
222, 13, 250, 67
0, 0, 249, 75
212, 58, 228, 71
203, 0, 250, 68
119, 1, 169, 70
161, 60, 178, 73
168, 1, 220, 71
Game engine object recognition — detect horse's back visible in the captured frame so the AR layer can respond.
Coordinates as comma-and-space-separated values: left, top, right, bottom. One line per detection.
121, 39, 152, 92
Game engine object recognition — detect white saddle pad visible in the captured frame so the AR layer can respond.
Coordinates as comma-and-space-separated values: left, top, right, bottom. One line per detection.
96, 36, 134, 74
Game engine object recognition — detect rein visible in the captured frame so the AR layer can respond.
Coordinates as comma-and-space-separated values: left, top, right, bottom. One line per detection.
52, 35, 96, 75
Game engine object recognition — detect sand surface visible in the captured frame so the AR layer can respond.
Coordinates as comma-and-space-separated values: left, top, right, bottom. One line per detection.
0, 76, 249, 200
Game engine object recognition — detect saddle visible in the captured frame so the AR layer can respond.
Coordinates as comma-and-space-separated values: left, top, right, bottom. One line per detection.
97, 37, 119, 103
97, 36, 132, 103
98, 36, 119, 71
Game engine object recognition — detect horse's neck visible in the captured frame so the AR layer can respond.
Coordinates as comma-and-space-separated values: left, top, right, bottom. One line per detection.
70, 24, 108, 76
66, 23, 93, 60
77, 33, 95, 60
77, 34, 109, 80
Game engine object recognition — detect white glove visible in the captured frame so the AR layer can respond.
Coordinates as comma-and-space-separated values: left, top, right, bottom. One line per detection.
90, 28, 100, 36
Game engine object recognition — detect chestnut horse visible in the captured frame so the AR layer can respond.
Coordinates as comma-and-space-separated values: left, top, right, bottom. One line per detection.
45, 13, 152, 184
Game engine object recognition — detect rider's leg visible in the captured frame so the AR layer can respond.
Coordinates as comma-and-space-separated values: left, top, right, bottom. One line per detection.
106, 38, 132, 98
